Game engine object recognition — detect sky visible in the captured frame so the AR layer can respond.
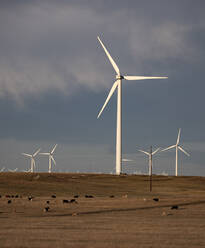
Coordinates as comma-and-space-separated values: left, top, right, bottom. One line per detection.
0, 0, 205, 175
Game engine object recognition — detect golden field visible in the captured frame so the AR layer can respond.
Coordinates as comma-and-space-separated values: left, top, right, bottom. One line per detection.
0, 172, 205, 247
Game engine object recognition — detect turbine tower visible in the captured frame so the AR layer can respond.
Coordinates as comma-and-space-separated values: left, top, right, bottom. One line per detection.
138, 146, 160, 176
97, 36, 168, 175
22, 148, 41, 173
161, 129, 190, 176
40, 144, 57, 173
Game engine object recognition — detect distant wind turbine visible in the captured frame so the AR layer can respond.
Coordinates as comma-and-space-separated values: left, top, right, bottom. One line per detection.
40, 144, 57, 173
138, 146, 160, 176
97, 36, 168, 175
22, 148, 41, 173
8, 168, 18, 172
161, 128, 190, 176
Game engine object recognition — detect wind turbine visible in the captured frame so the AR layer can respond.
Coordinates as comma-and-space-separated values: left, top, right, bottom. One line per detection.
138, 146, 160, 176
97, 36, 168, 175
22, 148, 41, 173
161, 128, 190, 176
40, 144, 57, 173
8, 168, 18, 172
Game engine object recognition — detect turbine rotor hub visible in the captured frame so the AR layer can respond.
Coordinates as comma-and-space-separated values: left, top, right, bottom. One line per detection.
116, 75, 124, 80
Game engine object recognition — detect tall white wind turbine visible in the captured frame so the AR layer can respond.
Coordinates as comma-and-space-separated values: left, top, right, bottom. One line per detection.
22, 148, 41, 173
161, 128, 190, 176
40, 144, 57, 173
97, 36, 168, 175
138, 146, 160, 176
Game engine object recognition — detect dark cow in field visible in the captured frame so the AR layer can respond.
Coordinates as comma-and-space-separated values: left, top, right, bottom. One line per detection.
28, 196, 33, 201
171, 205, 179, 210
51, 195, 56, 198
70, 199, 78, 204
8, 200, 12, 204
44, 207, 50, 212
153, 198, 159, 202
85, 195, 94, 198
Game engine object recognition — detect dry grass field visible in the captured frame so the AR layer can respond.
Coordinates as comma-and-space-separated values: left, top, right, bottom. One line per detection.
0, 172, 205, 247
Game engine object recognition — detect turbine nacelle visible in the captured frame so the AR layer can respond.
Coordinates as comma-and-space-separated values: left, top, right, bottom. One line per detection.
116, 75, 124, 80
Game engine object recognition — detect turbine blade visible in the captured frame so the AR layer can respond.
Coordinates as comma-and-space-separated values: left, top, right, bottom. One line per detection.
97, 36, 120, 75
178, 146, 190, 156
33, 148, 41, 157
177, 128, 181, 145
97, 80, 119, 118
161, 145, 176, 152
123, 76, 168, 80
122, 159, 133, 162
22, 153, 32, 158
138, 150, 149, 156
39, 153, 50, 155
51, 144, 58, 154
51, 156, 56, 165
152, 148, 161, 155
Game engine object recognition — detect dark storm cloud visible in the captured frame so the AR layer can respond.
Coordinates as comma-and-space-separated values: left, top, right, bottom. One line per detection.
0, 0, 204, 102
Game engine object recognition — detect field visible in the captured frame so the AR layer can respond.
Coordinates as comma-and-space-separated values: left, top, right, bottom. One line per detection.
0, 172, 205, 247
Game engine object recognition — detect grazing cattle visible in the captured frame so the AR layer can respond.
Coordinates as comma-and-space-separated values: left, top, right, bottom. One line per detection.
28, 196, 33, 201
5, 195, 11, 198
122, 194, 128, 198
15, 195, 19, 198
70, 199, 78, 204
153, 198, 159, 202
109, 195, 115, 198
74, 195, 79, 198
8, 200, 12, 204
11, 195, 15, 198
51, 195, 56, 198
85, 195, 94, 198
46, 201, 50, 204
171, 205, 179, 210
0, 195, 1, 198
62, 199, 69, 204
44, 207, 50, 212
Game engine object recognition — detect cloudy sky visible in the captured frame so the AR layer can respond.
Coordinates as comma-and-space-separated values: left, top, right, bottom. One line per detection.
0, 0, 205, 175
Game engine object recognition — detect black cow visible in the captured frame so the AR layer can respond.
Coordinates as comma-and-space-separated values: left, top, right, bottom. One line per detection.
171, 205, 179, 210
28, 196, 33, 201
44, 207, 50, 212
70, 199, 78, 204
